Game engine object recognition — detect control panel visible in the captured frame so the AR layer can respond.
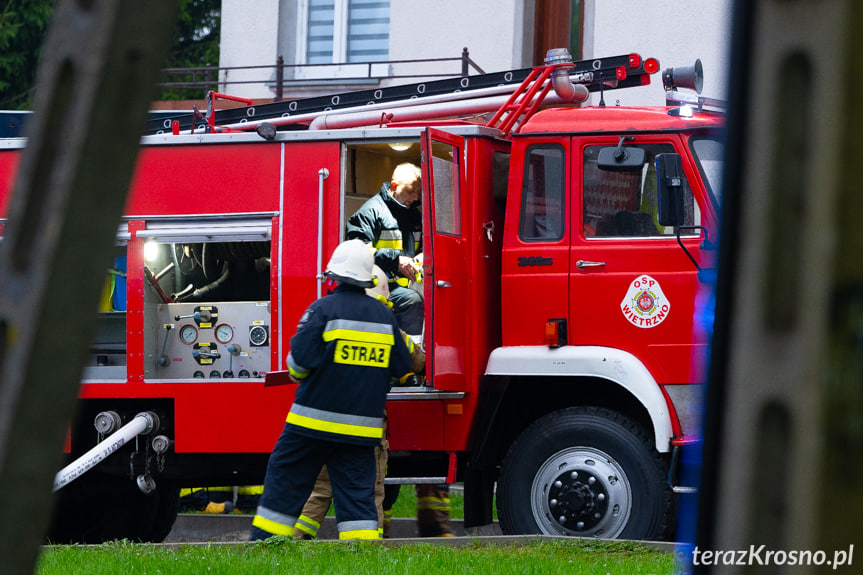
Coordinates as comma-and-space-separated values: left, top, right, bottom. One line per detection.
146, 301, 271, 379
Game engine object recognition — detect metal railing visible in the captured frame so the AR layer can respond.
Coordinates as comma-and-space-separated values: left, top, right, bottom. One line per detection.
159, 48, 485, 101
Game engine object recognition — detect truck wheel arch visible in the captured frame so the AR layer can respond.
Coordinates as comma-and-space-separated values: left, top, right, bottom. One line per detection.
484, 346, 673, 453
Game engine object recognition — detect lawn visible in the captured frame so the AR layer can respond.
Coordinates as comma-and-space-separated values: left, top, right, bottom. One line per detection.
36, 538, 676, 575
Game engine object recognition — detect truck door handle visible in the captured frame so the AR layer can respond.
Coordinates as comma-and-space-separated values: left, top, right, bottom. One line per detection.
576, 260, 606, 269
436, 280, 452, 288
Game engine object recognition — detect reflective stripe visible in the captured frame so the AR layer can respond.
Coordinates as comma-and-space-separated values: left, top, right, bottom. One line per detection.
403, 333, 414, 354
322, 319, 395, 345
417, 496, 451, 511
286, 352, 310, 379
340, 529, 380, 540
334, 340, 391, 367
375, 229, 403, 251
238, 485, 264, 496
253, 506, 296, 536
180, 486, 231, 497
297, 514, 321, 530
339, 519, 380, 539
294, 514, 320, 538
288, 403, 383, 439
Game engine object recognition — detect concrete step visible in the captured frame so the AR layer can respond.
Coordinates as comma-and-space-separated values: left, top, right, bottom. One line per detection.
165, 513, 501, 543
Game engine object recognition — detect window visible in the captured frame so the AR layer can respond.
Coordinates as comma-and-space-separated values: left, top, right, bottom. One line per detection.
520, 146, 565, 242
430, 142, 461, 236
690, 134, 724, 208
582, 143, 699, 238
305, 0, 389, 65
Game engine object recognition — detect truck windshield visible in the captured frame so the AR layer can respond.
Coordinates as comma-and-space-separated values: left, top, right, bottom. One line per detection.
690, 134, 724, 209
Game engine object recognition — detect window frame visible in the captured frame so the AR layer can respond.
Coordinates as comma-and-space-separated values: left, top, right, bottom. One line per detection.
519, 144, 567, 243
294, 0, 390, 80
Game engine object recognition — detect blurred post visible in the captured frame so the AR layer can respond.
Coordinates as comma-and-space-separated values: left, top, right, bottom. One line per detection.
0, 1, 176, 574
695, 1, 863, 573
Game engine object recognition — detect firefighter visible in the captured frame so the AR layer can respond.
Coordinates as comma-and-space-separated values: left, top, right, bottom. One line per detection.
250, 240, 412, 541
346, 162, 423, 336
293, 266, 422, 539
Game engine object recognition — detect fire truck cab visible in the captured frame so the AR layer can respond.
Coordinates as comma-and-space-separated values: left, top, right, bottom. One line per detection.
0, 49, 723, 542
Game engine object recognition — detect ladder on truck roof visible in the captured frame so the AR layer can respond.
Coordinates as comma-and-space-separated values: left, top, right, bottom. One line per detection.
143, 52, 659, 136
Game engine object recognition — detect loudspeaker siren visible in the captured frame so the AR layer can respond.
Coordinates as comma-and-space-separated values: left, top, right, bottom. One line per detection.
662, 59, 704, 94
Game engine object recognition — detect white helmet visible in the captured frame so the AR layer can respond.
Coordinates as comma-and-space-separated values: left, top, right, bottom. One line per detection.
325, 239, 375, 288
365, 265, 392, 306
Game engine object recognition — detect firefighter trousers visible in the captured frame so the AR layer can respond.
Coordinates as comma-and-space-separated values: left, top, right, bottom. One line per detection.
293, 440, 388, 539
250, 427, 378, 541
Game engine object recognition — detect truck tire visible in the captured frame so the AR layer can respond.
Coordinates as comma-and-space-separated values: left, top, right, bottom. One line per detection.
48, 473, 179, 543
496, 407, 673, 540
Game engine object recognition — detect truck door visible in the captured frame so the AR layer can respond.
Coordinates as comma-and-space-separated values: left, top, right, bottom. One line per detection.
572, 137, 711, 384
420, 129, 467, 391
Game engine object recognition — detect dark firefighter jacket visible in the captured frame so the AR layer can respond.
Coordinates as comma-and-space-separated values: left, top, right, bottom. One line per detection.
285, 283, 413, 446
346, 184, 422, 281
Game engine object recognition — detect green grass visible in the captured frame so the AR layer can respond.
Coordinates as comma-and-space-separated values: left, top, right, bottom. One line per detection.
36, 538, 675, 575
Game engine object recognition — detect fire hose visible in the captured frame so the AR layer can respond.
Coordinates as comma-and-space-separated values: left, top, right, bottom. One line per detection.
53, 411, 165, 492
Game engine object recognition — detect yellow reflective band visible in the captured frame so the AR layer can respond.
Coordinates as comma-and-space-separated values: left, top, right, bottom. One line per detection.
334, 340, 391, 368
403, 334, 414, 354
375, 239, 402, 250
417, 496, 451, 510
294, 522, 318, 538
253, 514, 295, 537
394, 277, 409, 287
238, 485, 264, 495
288, 364, 308, 380
339, 529, 380, 540
297, 514, 321, 530
287, 411, 383, 439
323, 329, 394, 346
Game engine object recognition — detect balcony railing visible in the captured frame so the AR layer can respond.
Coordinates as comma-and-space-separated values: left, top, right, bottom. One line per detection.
158, 48, 485, 101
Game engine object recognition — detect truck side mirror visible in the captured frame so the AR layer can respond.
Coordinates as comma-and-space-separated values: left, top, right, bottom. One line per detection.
656, 153, 685, 227
597, 144, 645, 172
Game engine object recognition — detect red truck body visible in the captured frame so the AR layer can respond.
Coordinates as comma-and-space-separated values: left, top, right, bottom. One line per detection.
0, 51, 723, 542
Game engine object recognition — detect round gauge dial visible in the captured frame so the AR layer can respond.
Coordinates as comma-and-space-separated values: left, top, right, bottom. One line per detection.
214, 323, 234, 344
249, 325, 268, 346
179, 324, 198, 344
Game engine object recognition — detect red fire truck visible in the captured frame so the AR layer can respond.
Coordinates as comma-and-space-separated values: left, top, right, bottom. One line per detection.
0, 49, 722, 542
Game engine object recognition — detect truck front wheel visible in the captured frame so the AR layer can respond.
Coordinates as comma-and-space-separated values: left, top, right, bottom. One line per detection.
496, 407, 673, 540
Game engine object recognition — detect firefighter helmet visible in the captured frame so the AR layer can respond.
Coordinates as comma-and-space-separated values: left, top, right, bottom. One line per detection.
325, 239, 375, 288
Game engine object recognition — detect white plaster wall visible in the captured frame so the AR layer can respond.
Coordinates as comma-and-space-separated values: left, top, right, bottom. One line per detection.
388, 0, 530, 82
219, 0, 281, 99
583, 0, 732, 106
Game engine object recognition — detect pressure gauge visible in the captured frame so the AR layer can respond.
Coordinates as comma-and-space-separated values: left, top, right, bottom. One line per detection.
214, 323, 234, 344
249, 325, 269, 347
179, 324, 198, 344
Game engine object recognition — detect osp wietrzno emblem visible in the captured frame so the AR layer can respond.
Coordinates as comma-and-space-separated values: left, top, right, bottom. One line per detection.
620, 275, 670, 328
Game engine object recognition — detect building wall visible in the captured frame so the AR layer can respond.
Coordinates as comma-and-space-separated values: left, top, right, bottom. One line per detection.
219, 0, 282, 99
583, 0, 732, 105
388, 0, 534, 77
218, 0, 536, 101
217, 1, 731, 105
